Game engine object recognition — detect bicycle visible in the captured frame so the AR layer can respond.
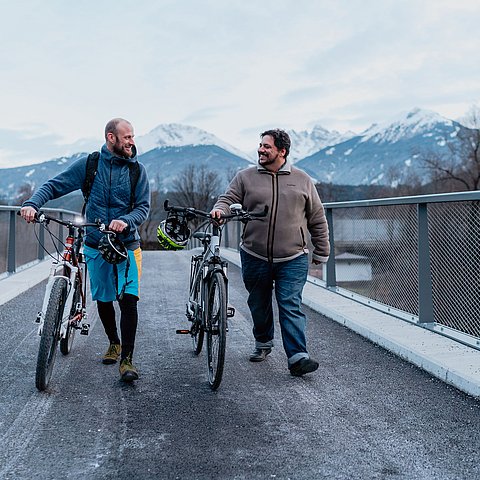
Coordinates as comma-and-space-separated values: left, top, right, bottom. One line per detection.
164, 200, 268, 390
25, 211, 114, 391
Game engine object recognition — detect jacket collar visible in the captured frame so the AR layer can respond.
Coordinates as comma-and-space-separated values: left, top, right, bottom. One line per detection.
257, 159, 291, 174
101, 143, 137, 165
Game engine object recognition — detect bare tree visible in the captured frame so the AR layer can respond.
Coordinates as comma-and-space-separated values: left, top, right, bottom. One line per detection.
16, 183, 34, 204
138, 188, 163, 249
422, 105, 480, 192
171, 164, 222, 212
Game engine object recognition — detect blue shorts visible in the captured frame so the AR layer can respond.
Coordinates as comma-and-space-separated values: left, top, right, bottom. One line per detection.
83, 245, 142, 302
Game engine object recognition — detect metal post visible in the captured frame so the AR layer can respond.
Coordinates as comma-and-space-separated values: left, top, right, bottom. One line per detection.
7, 210, 16, 273
37, 222, 45, 261
417, 203, 434, 324
236, 222, 241, 252
224, 221, 229, 248
58, 212, 64, 252
325, 208, 336, 288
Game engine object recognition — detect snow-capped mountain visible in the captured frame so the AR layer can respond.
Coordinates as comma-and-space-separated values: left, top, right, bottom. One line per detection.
0, 109, 473, 202
136, 123, 250, 160
296, 108, 466, 186
287, 125, 356, 163
248, 125, 355, 163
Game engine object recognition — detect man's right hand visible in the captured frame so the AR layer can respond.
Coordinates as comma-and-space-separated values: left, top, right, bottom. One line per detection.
20, 206, 37, 223
210, 209, 223, 220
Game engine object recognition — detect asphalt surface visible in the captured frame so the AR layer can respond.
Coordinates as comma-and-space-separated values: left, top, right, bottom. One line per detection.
0, 250, 480, 480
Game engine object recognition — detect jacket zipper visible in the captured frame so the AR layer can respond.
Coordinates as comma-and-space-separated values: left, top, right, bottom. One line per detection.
267, 173, 279, 262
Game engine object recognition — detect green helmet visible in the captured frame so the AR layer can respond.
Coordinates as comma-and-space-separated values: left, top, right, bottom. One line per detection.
157, 214, 191, 250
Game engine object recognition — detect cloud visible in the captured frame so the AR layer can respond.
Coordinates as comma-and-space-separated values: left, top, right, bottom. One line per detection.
1, 0, 480, 164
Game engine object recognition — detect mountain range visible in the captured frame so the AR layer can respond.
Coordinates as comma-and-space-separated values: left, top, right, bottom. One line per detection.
0, 108, 469, 202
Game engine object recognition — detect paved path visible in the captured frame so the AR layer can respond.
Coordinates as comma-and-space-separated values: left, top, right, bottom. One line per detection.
0, 251, 479, 479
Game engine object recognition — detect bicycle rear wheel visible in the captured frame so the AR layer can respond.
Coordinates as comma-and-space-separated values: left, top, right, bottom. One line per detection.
36, 277, 68, 391
206, 271, 227, 390
190, 260, 204, 355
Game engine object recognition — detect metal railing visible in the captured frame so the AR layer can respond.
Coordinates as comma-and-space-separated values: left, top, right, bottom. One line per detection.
217, 191, 480, 350
0, 206, 80, 278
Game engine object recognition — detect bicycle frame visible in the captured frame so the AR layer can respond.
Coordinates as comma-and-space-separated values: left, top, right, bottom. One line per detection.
187, 222, 229, 327
36, 223, 87, 339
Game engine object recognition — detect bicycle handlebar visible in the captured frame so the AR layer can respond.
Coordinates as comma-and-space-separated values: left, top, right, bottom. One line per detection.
163, 200, 268, 222
18, 210, 119, 236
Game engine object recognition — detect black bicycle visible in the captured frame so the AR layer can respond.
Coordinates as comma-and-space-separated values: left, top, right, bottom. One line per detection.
165, 201, 267, 390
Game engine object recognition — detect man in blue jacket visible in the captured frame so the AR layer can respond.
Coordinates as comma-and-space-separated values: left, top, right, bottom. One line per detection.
21, 118, 150, 382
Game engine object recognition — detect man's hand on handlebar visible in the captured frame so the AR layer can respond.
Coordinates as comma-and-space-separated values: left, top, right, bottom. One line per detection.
210, 209, 224, 220
20, 206, 37, 223
108, 219, 129, 233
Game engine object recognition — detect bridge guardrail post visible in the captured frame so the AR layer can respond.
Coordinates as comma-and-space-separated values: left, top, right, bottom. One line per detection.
417, 203, 434, 324
7, 210, 16, 273
325, 207, 336, 288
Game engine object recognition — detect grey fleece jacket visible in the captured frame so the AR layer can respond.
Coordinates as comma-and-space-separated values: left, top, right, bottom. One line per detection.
214, 162, 330, 263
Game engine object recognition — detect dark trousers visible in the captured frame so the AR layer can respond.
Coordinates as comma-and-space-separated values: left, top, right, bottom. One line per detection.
240, 249, 310, 366
97, 293, 138, 359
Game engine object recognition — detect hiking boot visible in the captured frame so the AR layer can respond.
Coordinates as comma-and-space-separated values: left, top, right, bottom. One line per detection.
119, 355, 139, 382
102, 343, 121, 365
249, 348, 272, 362
289, 357, 319, 377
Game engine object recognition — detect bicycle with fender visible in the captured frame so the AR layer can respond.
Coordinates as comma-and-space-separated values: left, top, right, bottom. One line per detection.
25, 211, 115, 391
164, 200, 267, 390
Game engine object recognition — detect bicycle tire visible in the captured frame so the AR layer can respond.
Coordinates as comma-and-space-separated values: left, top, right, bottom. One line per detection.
206, 271, 227, 390
191, 259, 204, 355
60, 276, 80, 355
36, 277, 68, 391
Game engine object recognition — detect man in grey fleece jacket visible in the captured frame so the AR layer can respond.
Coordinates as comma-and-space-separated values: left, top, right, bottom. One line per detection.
212, 129, 330, 376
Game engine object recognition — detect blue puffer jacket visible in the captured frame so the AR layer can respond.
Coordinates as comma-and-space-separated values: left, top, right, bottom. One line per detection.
23, 144, 150, 249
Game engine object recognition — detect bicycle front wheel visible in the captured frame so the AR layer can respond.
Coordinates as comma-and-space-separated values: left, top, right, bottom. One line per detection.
60, 276, 79, 355
206, 271, 227, 390
36, 277, 67, 391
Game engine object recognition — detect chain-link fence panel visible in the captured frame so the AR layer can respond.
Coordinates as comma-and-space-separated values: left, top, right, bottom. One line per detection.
329, 205, 419, 316
428, 201, 480, 337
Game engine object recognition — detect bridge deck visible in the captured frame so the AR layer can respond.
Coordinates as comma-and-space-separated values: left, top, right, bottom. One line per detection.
0, 250, 479, 479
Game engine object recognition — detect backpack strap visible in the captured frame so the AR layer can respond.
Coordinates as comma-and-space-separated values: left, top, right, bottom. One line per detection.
81, 151, 100, 216
128, 161, 141, 212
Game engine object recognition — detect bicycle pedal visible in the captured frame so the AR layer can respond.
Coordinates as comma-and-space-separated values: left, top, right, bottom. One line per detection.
176, 329, 191, 335
227, 306, 235, 318
80, 323, 90, 335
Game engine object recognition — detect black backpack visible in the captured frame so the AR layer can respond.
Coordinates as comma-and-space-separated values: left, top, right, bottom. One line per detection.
81, 151, 141, 215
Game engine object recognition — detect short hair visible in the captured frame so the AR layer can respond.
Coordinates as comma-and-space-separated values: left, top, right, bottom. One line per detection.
260, 129, 291, 159
105, 118, 131, 140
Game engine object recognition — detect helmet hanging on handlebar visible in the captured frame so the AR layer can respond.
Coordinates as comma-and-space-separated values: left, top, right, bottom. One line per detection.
157, 213, 191, 250
98, 234, 128, 264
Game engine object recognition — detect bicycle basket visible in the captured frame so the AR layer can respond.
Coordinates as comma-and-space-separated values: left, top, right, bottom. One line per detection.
157, 213, 191, 251
98, 234, 128, 264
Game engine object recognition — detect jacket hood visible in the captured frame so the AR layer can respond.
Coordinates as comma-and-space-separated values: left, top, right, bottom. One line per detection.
101, 143, 138, 164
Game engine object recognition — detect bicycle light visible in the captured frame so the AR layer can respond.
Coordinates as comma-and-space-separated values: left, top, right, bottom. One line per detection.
230, 203, 242, 213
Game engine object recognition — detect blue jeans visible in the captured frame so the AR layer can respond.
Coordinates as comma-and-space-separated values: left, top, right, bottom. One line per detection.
240, 249, 310, 366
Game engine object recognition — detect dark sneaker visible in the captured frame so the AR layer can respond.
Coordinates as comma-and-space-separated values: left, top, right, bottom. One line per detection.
119, 356, 139, 382
249, 348, 272, 362
289, 357, 319, 377
102, 343, 121, 365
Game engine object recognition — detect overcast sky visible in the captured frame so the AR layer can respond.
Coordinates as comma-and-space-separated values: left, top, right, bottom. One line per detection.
1, 0, 479, 168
